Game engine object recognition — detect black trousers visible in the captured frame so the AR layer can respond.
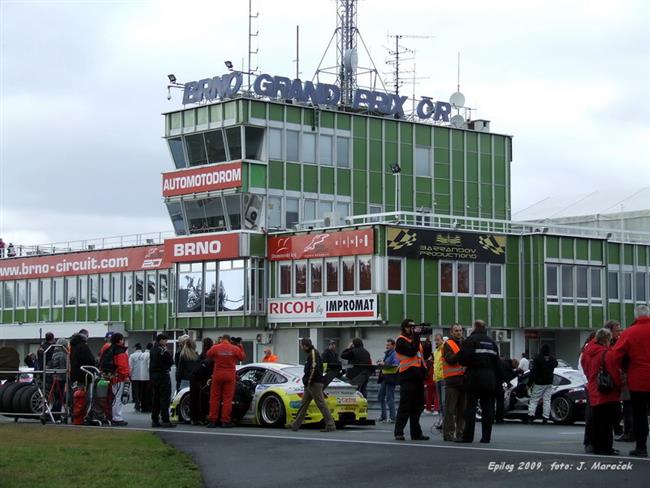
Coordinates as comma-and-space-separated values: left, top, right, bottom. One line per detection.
495, 383, 505, 422
630, 391, 650, 450
140, 381, 152, 413
583, 394, 593, 447
151, 373, 172, 423
592, 401, 620, 454
394, 378, 424, 438
189, 379, 204, 422
463, 390, 496, 442
622, 399, 634, 436
131, 380, 145, 410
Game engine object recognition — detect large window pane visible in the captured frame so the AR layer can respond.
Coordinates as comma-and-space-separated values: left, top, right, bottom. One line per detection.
269, 128, 283, 160
166, 201, 187, 236
245, 127, 265, 160
134, 272, 144, 302
4, 282, 15, 309
319, 134, 333, 165
415, 146, 431, 176
28, 279, 38, 307
158, 272, 168, 301
218, 260, 244, 312
359, 257, 372, 291
225, 127, 242, 160
53, 278, 63, 306
319, 201, 333, 219
326, 260, 339, 292
267, 196, 282, 228
204, 262, 216, 312
561, 266, 573, 299
225, 194, 242, 230
336, 202, 350, 220
474, 263, 486, 295
457, 263, 470, 294
122, 273, 133, 303
342, 259, 355, 291
623, 272, 632, 300
65, 276, 76, 305
100, 274, 109, 304
546, 265, 558, 297
295, 262, 307, 294
576, 266, 588, 299
440, 262, 453, 293
280, 263, 291, 295
303, 133, 316, 163
310, 261, 322, 294
336, 137, 349, 167
286, 198, 299, 229
185, 197, 226, 233
185, 133, 208, 166
286, 130, 299, 161
77, 276, 87, 305
168, 137, 186, 169
591, 268, 601, 299
16, 281, 26, 308
146, 272, 156, 302
111, 274, 121, 304
178, 263, 202, 313
490, 264, 502, 295
608, 271, 618, 300
40, 279, 51, 307
205, 129, 227, 163
304, 199, 316, 222
89, 275, 98, 304
388, 259, 402, 291
636, 272, 647, 302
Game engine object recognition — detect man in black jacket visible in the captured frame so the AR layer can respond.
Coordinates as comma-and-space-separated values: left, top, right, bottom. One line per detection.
527, 344, 558, 423
457, 320, 500, 443
495, 358, 519, 423
394, 319, 429, 441
289, 338, 335, 432
321, 340, 342, 388
149, 334, 176, 428
69, 330, 96, 384
341, 338, 372, 397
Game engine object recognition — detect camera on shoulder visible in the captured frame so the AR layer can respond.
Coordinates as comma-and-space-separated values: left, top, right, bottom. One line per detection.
413, 322, 432, 335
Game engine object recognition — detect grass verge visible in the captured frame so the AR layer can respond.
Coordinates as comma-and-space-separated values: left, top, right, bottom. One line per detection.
0, 423, 202, 488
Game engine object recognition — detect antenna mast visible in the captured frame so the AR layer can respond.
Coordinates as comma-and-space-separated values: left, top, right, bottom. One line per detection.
337, 0, 358, 105
247, 0, 259, 90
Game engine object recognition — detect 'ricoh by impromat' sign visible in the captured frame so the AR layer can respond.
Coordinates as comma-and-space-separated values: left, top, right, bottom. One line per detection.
182, 71, 452, 122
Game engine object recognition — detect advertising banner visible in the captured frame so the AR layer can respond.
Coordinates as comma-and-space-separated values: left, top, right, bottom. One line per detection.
267, 294, 378, 323
162, 161, 242, 197
0, 246, 167, 281
268, 229, 374, 261
164, 233, 240, 262
386, 227, 506, 263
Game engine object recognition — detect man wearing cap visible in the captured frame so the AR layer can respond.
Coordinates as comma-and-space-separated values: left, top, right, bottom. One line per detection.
149, 334, 176, 428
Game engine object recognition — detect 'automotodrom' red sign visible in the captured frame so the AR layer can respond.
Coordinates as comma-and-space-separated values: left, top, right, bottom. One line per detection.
268, 229, 374, 261
163, 233, 240, 262
0, 246, 168, 281
162, 161, 242, 197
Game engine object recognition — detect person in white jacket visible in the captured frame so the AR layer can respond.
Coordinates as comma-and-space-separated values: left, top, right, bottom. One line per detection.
129, 343, 149, 411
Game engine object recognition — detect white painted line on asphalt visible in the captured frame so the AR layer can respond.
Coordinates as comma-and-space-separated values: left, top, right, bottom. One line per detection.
56, 424, 650, 462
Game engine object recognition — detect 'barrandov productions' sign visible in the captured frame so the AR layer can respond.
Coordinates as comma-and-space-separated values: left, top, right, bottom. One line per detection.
182, 71, 452, 122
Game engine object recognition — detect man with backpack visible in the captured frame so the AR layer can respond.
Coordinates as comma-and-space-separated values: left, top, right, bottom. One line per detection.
100, 332, 130, 426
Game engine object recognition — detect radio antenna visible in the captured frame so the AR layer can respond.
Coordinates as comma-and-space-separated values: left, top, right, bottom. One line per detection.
247, 0, 259, 90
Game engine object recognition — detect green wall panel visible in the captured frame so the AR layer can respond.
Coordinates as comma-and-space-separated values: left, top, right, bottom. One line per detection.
250, 101, 266, 119
457, 297, 472, 324
99, 306, 109, 321
303, 165, 318, 193
434, 127, 449, 147
14, 309, 25, 323
401, 178, 413, 209
320, 111, 334, 128
491, 300, 505, 327
452, 181, 464, 214
87, 307, 98, 322
424, 295, 437, 324
441, 297, 455, 324
546, 237, 560, 259
474, 300, 488, 323
415, 177, 432, 193
369, 172, 383, 204
561, 238, 574, 259
269, 104, 283, 121
337, 169, 351, 196
451, 131, 463, 151
590, 241, 603, 262
64, 308, 75, 321
385, 121, 398, 142
562, 306, 575, 328
423, 260, 438, 294
416, 193, 432, 209
576, 307, 590, 328
250, 164, 266, 188
25, 309, 37, 322
52, 308, 62, 322
591, 307, 604, 328
406, 295, 421, 322
369, 142, 382, 172
576, 240, 589, 260
353, 170, 366, 203
388, 295, 404, 324
320, 167, 335, 194
352, 139, 367, 171
400, 144, 413, 174
269, 161, 284, 189
38, 309, 50, 322
415, 125, 431, 146
286, 106, 301, 124
286, 163, 301, 191
337, 113, 351, 130
607, 243, 620, 265
547, 305, 560, 327
480, 155, 492, 185
406, 260, 421, 293
623, 245, 633, 265
133, 305, 144, 331
400, 123, 413, 142
353, 117, 367, 137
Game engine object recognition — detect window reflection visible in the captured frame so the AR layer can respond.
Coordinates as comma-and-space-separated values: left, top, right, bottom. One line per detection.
218, 260, 244, 312
168, 137, 186, 169
280, 263, 291, 295
16, 281, 26, 308
178, 263, 202, 313
342, 259, 354, 291
310, 261, 322, 294
457, 263, 470, 294
225, 127, 242, 160
319, 134, 333, 165
40, 279, 51, 307
204, 263, 217, 312
359, 258, 371, 291
224, 194, 242, 229
100, 274, 109, 303
186, 133, 208, 166
185, 197, 226, 233
167, 201, 187, 236
205, 130, 227, 164
53, 278, 63, 306
78, 276, 88, 305
286, 130, 299, 161
65, 276, 76, 305
326, 261, 338, 292
123, 273, 133, 303
28, 279, 38, 308
134, 272, 145, 302
89, 275, 98, 304
295, 262, 307, 294
111, 274, 121, 303
146, 272, 156, 302
158, 272, 168, 301
4, 282, 15, 309
245, 127, 265, 160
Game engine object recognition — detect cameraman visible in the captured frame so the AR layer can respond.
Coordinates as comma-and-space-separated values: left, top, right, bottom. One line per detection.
394, 319, 429, 441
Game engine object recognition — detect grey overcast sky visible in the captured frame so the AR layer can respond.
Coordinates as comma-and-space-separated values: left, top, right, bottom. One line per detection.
1, 0, 649, 246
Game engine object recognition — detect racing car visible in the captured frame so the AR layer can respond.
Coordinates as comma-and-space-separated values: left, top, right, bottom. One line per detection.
170, 362, 372, 427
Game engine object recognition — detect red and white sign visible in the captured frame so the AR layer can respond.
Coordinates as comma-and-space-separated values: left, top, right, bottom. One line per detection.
164, 233, 240, 263
268, 229, 374, 261
267, 294, 378, 323
0, 246, 168, 281
162, 161, 242, 197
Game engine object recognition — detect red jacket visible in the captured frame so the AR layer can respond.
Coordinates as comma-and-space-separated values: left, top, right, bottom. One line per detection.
113, 348, 130, 383
581, 340, 620, 406
608, 316, 650, 392
207, 340, 246, 375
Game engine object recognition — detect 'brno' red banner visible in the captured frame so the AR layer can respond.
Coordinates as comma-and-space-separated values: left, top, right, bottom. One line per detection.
268, 229, 374, 261
164, 233, 240, 262
0, 246, 168, 281
162, 161, 242, 197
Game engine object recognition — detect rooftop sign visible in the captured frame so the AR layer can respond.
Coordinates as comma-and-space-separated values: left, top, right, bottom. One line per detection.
162, 161, 242, 198
183, 71, 452, 122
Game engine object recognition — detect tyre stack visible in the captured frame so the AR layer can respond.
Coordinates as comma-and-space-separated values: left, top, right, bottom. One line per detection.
0, 382, 44, 419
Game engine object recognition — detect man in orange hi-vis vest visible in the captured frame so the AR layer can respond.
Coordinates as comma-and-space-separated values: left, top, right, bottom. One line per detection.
442, 324, 466, 441
394, 319, 430, 441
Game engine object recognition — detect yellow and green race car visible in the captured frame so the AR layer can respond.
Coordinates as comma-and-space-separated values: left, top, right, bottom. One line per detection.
170, 362, 372, 427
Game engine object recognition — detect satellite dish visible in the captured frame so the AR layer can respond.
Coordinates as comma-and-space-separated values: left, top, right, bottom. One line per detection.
344, 48, 358, 74
450, 114, 465, 128
450, 91, 465, 108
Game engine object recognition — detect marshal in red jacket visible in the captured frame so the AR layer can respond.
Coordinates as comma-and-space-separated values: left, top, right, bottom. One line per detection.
581, 340, 620, 406
607, 316, 650, 392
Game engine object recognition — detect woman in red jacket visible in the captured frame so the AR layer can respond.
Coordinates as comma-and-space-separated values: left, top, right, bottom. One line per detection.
581, 328, 620, 455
